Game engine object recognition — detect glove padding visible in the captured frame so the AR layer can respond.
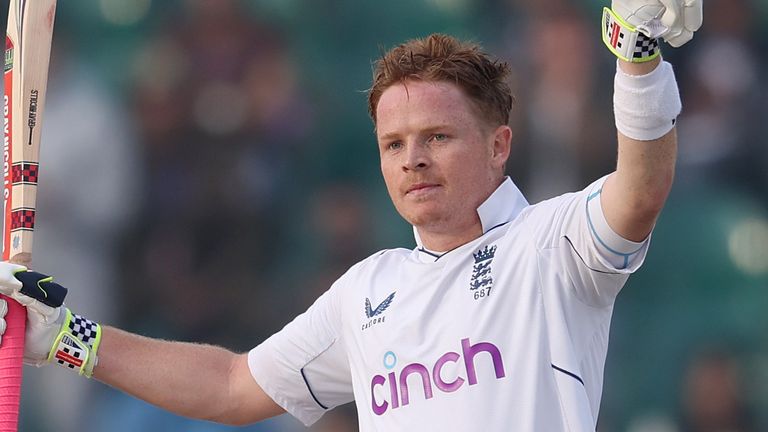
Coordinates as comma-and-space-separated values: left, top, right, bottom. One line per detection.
0, 299, 6, 347
612, 0, 703, 47
0, 262, 68, 366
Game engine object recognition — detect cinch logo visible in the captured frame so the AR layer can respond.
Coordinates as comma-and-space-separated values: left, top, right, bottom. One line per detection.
370, 338, 506, 415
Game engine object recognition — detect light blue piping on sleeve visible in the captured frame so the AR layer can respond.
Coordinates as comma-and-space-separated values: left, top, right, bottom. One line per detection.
588, 189, 602, 202
585, 187, 645, 270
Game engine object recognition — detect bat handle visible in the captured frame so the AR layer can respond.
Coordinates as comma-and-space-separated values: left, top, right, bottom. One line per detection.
0, 295, 25, 431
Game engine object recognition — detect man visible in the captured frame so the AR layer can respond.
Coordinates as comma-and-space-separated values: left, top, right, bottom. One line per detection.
0, 1, 702, 430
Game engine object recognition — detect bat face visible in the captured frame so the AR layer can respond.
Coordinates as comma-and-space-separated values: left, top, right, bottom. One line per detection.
2, 0, 55, 267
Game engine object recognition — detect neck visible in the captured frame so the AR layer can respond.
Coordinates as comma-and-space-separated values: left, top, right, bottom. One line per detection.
417, 218, 484, 252
416, 176, 507, 252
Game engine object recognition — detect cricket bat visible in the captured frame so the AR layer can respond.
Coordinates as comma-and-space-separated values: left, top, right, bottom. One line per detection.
0, 1, 57, 430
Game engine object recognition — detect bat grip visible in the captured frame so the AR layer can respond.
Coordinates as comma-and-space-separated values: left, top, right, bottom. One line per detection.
0, 295, 25, 431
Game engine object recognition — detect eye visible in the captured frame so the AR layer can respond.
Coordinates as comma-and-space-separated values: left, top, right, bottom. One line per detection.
387, 141, 403, 151
429, 133, 448, 143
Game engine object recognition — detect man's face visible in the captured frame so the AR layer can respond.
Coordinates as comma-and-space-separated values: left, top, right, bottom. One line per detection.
376, 80, 511, 238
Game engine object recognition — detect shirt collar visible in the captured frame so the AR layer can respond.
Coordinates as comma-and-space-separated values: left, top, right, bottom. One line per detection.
413, 176, 529, 249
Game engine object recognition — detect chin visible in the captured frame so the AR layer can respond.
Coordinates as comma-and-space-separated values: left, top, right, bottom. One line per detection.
401, 205, 447, 228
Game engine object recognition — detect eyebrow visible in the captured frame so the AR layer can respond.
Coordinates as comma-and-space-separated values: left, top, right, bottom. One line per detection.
377, 124, 454, 142
377, 131, 400, 142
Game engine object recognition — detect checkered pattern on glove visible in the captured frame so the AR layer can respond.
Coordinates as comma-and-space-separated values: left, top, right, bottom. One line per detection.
603, 7, 662, 63
69, 314, 99, 349
49, 310, 102, 377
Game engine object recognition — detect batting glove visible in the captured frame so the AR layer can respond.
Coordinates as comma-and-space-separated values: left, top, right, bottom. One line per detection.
0, 299, 6, 347
610, 0, 703, 47
656, 0, 703, 48
0, 262, 101, 377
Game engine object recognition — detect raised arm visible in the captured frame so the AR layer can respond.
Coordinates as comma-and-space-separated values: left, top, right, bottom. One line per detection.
599, 1, 702, 241
0, 263, 283, 426
601, 57, 676, 242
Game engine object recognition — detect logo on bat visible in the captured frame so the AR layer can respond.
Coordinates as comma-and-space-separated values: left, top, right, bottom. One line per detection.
27, 89, 38, 145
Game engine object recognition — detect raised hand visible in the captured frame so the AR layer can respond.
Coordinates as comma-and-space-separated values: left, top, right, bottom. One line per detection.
611, 0, 703, 46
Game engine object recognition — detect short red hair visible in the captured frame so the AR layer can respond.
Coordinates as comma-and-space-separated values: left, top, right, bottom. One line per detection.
368, 33, 514, 127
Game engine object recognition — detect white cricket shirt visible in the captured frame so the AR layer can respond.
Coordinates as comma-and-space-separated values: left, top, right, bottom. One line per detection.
248, 176, 649, 431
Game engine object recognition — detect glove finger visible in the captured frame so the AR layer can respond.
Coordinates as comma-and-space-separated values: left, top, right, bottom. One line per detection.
10, 291, 33, 307
23, 299, 57, 322
0, 262, 26, 295
15, 272, 68, 308
658, 0, 682, 29
684, 0, 703, 31
9, 291, 54, 318
0, 299, 6, 337
23, 306, 66, 365
667, 28, 693, 47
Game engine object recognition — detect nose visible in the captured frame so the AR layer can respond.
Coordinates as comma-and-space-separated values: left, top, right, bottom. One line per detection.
403, 141, 429, 172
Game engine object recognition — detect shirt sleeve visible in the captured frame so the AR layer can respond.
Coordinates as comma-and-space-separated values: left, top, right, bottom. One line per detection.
247, 276, 354, 426
527, 175, 651, 306
574, 175, 649, 272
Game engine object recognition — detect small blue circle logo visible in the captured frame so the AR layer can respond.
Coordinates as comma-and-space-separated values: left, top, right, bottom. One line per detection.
383, 351, 397, 370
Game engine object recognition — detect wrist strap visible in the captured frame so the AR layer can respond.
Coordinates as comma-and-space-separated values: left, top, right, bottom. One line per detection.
602, 7, 661, 63
48, 309, 102, 377
613, 60, 681, 141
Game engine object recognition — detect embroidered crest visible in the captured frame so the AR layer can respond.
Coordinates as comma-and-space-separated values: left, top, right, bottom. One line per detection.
470, 245, 496, 292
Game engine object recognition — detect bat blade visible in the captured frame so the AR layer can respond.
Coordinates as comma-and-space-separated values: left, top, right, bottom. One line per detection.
0, 0, 57, 430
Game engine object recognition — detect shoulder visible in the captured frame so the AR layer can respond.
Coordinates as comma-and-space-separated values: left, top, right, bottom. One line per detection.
496, 192, 574, 238
523, 178, 607, 220
335, 247, 412, 284
522, 191, 581, 218
507, 189, 591, 251
345, 247, 411, 274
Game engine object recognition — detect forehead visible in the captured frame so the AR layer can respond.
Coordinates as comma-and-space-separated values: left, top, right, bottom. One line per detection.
375, 80, 481, 138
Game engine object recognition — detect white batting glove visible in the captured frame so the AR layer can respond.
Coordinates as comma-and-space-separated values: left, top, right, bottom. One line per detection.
0, 299, 6, 347
657, 0, 703, 47
611, 0, 703, 47
0, 263, 63, 366
0, 262, 101, 376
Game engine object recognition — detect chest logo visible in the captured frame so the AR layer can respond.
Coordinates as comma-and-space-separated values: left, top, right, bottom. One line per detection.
470, 245, 496, 299
362, 291, 395, 331
366, 292, 395, 318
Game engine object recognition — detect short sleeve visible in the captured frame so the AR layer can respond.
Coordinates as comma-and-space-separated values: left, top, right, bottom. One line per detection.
569, 176, 650, 273
248, 277, 354, 426
526, 175, 651, 305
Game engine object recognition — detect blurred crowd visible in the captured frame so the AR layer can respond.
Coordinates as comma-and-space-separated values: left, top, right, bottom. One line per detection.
10, 0, 768, 430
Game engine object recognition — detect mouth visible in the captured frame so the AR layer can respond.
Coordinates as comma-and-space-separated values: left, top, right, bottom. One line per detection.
405, 183, 441, 196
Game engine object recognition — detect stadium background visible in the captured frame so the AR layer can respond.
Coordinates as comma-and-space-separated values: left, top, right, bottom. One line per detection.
5, 0, 767, 430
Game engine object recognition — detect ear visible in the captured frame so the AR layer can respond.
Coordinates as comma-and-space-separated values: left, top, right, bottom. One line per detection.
490, 125, 512, 169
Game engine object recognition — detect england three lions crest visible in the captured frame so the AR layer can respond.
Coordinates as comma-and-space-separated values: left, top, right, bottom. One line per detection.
470, 245, 496, 300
